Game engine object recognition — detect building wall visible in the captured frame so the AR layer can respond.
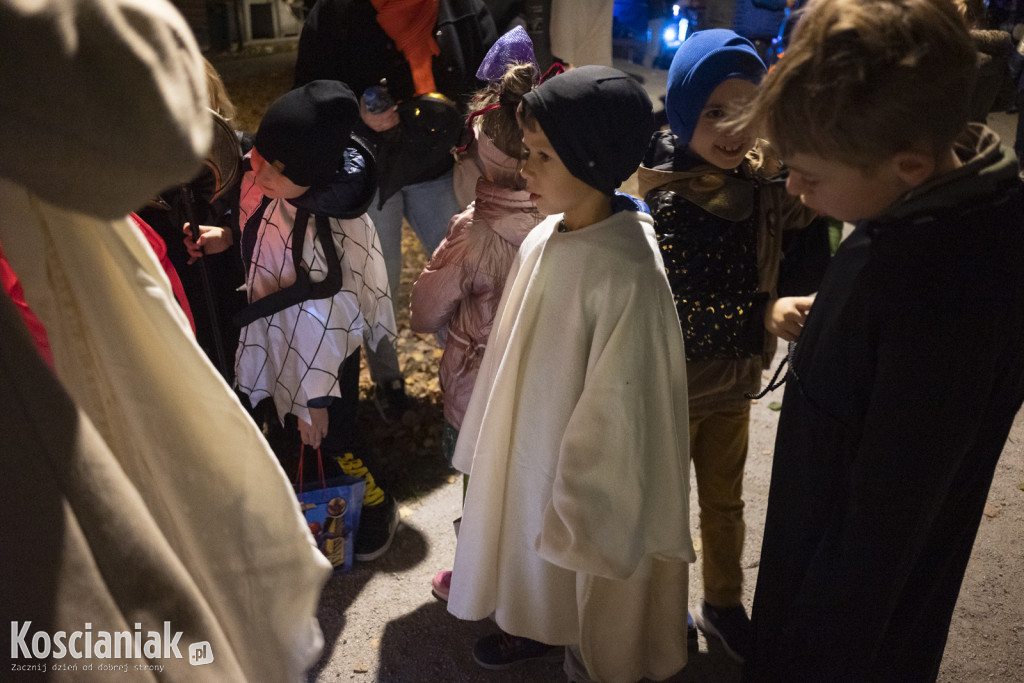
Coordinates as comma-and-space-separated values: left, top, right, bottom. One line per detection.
171, 0, 213, 49
242, 0, 304, 42
169, 0, 302, 51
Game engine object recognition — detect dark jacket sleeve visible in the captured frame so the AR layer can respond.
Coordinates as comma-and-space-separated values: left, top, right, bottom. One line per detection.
758, 162, 830, 298
777, 215, 834, 297
433, 0, 497, 105
288, 147, 374, 219
294, 0, 345, 88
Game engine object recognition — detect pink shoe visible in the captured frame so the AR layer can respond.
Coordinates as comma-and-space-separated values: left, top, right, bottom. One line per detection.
432, 570, 452, 602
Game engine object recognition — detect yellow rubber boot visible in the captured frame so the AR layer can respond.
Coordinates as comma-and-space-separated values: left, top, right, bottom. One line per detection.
335, 452, 385, 507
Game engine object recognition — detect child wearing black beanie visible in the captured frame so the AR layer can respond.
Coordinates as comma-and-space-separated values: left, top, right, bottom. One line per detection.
637, 29, 826, 663
185, 80, 401, 562
446, 65, 696, 682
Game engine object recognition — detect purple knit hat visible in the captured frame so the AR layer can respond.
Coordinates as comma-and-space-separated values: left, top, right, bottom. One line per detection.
476, 25, 537, 82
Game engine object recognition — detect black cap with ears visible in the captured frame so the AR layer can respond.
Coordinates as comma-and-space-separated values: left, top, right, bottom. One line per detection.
254, 80, 360, 187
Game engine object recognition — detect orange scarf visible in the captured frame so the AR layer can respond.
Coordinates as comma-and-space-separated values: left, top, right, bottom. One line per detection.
371, 0, 440, 96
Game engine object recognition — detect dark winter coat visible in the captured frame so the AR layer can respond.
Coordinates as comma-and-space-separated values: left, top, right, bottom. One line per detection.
293, 0, 496, 200
968, 28, 1014, 123
744, 124, 1024, 682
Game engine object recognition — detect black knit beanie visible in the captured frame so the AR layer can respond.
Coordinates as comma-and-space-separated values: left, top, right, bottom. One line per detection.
522, 65, 654, 195
253, 80, 359, 187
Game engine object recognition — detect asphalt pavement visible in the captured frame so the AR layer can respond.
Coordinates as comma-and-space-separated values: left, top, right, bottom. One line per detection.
309, 385, 1024, 683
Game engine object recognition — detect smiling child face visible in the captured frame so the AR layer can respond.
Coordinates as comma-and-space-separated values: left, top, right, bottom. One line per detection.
687, 78, 758, 171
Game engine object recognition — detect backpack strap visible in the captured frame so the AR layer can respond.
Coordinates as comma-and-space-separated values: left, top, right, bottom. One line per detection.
232, 208, 344, 327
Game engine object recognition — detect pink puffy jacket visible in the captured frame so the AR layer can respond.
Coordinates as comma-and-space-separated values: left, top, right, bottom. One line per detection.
410, 131, 542, 429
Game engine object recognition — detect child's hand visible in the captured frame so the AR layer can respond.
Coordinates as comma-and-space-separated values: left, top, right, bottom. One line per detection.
359, 96, 399, 132
297, 407, 329, 449
766, 295, 815, 342
183, 223, 232, 264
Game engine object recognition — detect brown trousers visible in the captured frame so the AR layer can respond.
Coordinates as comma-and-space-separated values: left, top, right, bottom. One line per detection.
690, 405, 750, 607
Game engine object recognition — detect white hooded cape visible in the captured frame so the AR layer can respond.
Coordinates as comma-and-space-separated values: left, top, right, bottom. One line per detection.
448, 210, 696, 682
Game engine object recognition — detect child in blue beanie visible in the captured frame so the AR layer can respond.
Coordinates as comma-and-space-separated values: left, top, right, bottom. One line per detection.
637, 29, 825, 664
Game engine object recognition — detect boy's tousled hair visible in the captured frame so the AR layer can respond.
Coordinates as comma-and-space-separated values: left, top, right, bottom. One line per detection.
471, 62, 538, 159
733, 0, 977, 168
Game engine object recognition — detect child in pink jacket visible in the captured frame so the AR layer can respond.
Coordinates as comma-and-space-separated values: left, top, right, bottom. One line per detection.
409, 31, 544, 601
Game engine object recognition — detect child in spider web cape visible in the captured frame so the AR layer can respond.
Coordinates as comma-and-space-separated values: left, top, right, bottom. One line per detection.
187, 80, 401, 561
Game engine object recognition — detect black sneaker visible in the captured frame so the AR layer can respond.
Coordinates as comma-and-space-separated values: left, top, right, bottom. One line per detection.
688, 611, 699, 650
472, 632, 563, 671
695, 600, 750, 664
373, 379, 408, 422
354, 495, 400, 561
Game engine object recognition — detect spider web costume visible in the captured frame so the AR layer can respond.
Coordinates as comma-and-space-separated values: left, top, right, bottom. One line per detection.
234, 154, 396, 426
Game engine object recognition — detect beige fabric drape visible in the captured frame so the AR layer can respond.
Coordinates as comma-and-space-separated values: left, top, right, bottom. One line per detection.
550, 0, 614, 67
0, 0, 331, 680
448, 211, 695, 682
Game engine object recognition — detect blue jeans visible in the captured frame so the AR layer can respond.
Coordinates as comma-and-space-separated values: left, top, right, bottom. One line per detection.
367, 169, 460, 302
365, 169, 460, 385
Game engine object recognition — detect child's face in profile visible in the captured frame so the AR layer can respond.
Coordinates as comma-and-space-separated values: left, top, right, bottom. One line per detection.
520, 123, 601, 221
251, 147, 310, 199
785, 152, 911, 223
688, 78, 758, 171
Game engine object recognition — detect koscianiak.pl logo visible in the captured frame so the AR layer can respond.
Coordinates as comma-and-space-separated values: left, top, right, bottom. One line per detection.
10, 621, 214, 674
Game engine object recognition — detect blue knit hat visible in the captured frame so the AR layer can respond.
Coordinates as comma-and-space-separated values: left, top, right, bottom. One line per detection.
666, 29, 766, 143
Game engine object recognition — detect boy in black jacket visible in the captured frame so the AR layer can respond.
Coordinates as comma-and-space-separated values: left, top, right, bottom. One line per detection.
731, 0, 1024, 679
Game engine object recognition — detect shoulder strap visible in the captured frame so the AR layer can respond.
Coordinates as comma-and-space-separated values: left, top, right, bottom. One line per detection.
306, 213, 344, 299
232, 209, 344, 327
